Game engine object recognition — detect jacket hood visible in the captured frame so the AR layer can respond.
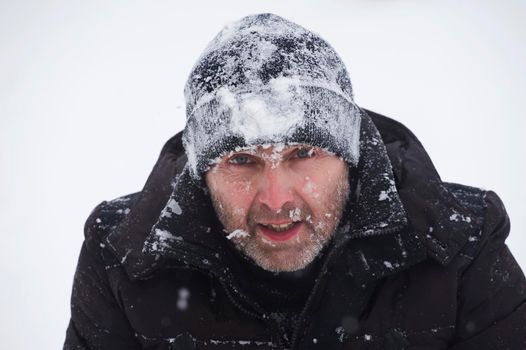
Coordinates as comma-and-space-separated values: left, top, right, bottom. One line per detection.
105, 110, 483, 284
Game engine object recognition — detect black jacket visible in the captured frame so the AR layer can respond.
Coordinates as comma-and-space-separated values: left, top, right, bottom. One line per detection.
64, 110, 526, 349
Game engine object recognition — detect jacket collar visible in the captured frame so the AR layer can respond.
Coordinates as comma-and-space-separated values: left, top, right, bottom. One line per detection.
368, 110, 483, 265
105, 109, 481, 283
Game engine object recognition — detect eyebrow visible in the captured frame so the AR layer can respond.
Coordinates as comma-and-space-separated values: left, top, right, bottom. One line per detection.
216, 144, 316, 163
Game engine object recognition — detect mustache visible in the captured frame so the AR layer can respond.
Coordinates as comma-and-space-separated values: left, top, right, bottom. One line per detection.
246, 203, 313, 225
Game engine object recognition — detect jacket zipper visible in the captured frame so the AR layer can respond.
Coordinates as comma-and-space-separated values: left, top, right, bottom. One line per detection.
289, 223, 407, 349
217, 276, 285, 349
176, 258, 285, 349
289, 236, 349, 350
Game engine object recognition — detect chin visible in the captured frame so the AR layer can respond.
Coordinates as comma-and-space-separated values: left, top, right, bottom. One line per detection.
245, 243, 324, 273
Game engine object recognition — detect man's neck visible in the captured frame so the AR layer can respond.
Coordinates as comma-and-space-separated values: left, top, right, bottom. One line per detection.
229, 243, 328, 312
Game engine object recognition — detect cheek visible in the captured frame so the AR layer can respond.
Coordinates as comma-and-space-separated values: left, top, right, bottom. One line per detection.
300, 176, 320, 199
230, 180, 256, 207
233, 207, 246, 217
299, 173, 340, 201
218, 181, 255, 216
298, 173, 348, 223
232, 180, 253, 194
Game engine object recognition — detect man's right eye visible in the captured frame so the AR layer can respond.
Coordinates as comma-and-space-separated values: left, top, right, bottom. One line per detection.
228, 154, 253, 165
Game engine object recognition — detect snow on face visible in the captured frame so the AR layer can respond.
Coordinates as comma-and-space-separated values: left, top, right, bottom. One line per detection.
205, 144, 350, 272
302, 176, 320, 199
289, 208, 302, 222
226, 229, 250, 240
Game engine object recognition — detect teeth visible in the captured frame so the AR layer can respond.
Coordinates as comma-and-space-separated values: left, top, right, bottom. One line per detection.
261, 222, 295, 232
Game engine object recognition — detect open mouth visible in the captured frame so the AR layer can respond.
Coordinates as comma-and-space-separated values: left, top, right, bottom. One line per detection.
257, 221, 302, 241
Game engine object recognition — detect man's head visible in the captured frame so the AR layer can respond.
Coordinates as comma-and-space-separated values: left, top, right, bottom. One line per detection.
182, 13, 362, 271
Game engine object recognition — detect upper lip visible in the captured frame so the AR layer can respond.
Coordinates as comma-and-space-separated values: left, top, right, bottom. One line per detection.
258, 220, 298, 225
258, 222, 300, 232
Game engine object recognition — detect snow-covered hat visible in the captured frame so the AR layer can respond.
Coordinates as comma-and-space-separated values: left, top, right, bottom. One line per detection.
183, 13, 363, 178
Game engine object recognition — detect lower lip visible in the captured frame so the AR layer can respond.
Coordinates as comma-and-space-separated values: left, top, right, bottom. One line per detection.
258, 222, 302, 242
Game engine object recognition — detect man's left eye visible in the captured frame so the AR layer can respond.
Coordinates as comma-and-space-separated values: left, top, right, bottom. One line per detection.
296, 147, 315, 159
228, 154, 253, 165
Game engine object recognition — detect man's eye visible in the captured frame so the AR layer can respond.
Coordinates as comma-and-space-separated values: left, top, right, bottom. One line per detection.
228, 154, 253, 165
296, 147, 315, 159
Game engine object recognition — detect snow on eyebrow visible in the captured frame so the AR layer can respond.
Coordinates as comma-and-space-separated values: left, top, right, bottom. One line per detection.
208, 142, 310, 166
207, 146, 258, 166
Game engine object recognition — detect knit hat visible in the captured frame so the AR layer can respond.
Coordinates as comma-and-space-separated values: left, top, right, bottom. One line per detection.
183, 13, 362, 178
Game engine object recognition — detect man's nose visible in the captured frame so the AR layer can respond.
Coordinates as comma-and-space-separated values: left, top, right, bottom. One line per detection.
256, 167, 294, 212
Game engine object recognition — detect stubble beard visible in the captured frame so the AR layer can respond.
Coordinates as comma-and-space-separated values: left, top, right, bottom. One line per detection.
210, 174, 350, 272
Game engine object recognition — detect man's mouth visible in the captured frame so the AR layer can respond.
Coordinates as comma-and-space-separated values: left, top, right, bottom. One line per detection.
260, 222, 295, 232
257, 221, 302, 241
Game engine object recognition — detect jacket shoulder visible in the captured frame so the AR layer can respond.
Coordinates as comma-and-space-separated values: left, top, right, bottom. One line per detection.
442, 183, 512, 268
84, 192, 141, 250
443, 182, 487, 214
464, 188, 511, 255
450, 188, 525, 347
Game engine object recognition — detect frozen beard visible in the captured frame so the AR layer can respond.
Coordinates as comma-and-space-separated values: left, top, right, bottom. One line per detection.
208, 165, 350, 272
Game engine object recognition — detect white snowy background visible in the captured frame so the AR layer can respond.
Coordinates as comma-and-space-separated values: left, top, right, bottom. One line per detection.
1, 0, 524, 348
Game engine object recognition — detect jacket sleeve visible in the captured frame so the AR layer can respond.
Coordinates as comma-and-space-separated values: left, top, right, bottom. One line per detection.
450, 191, 526, 349
63, 203, 142, 350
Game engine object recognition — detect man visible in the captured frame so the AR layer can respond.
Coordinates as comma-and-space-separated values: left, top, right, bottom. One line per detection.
64, 13, 526, 350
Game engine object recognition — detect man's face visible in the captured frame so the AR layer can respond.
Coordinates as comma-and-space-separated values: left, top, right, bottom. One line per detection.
205, 144, 350, 272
